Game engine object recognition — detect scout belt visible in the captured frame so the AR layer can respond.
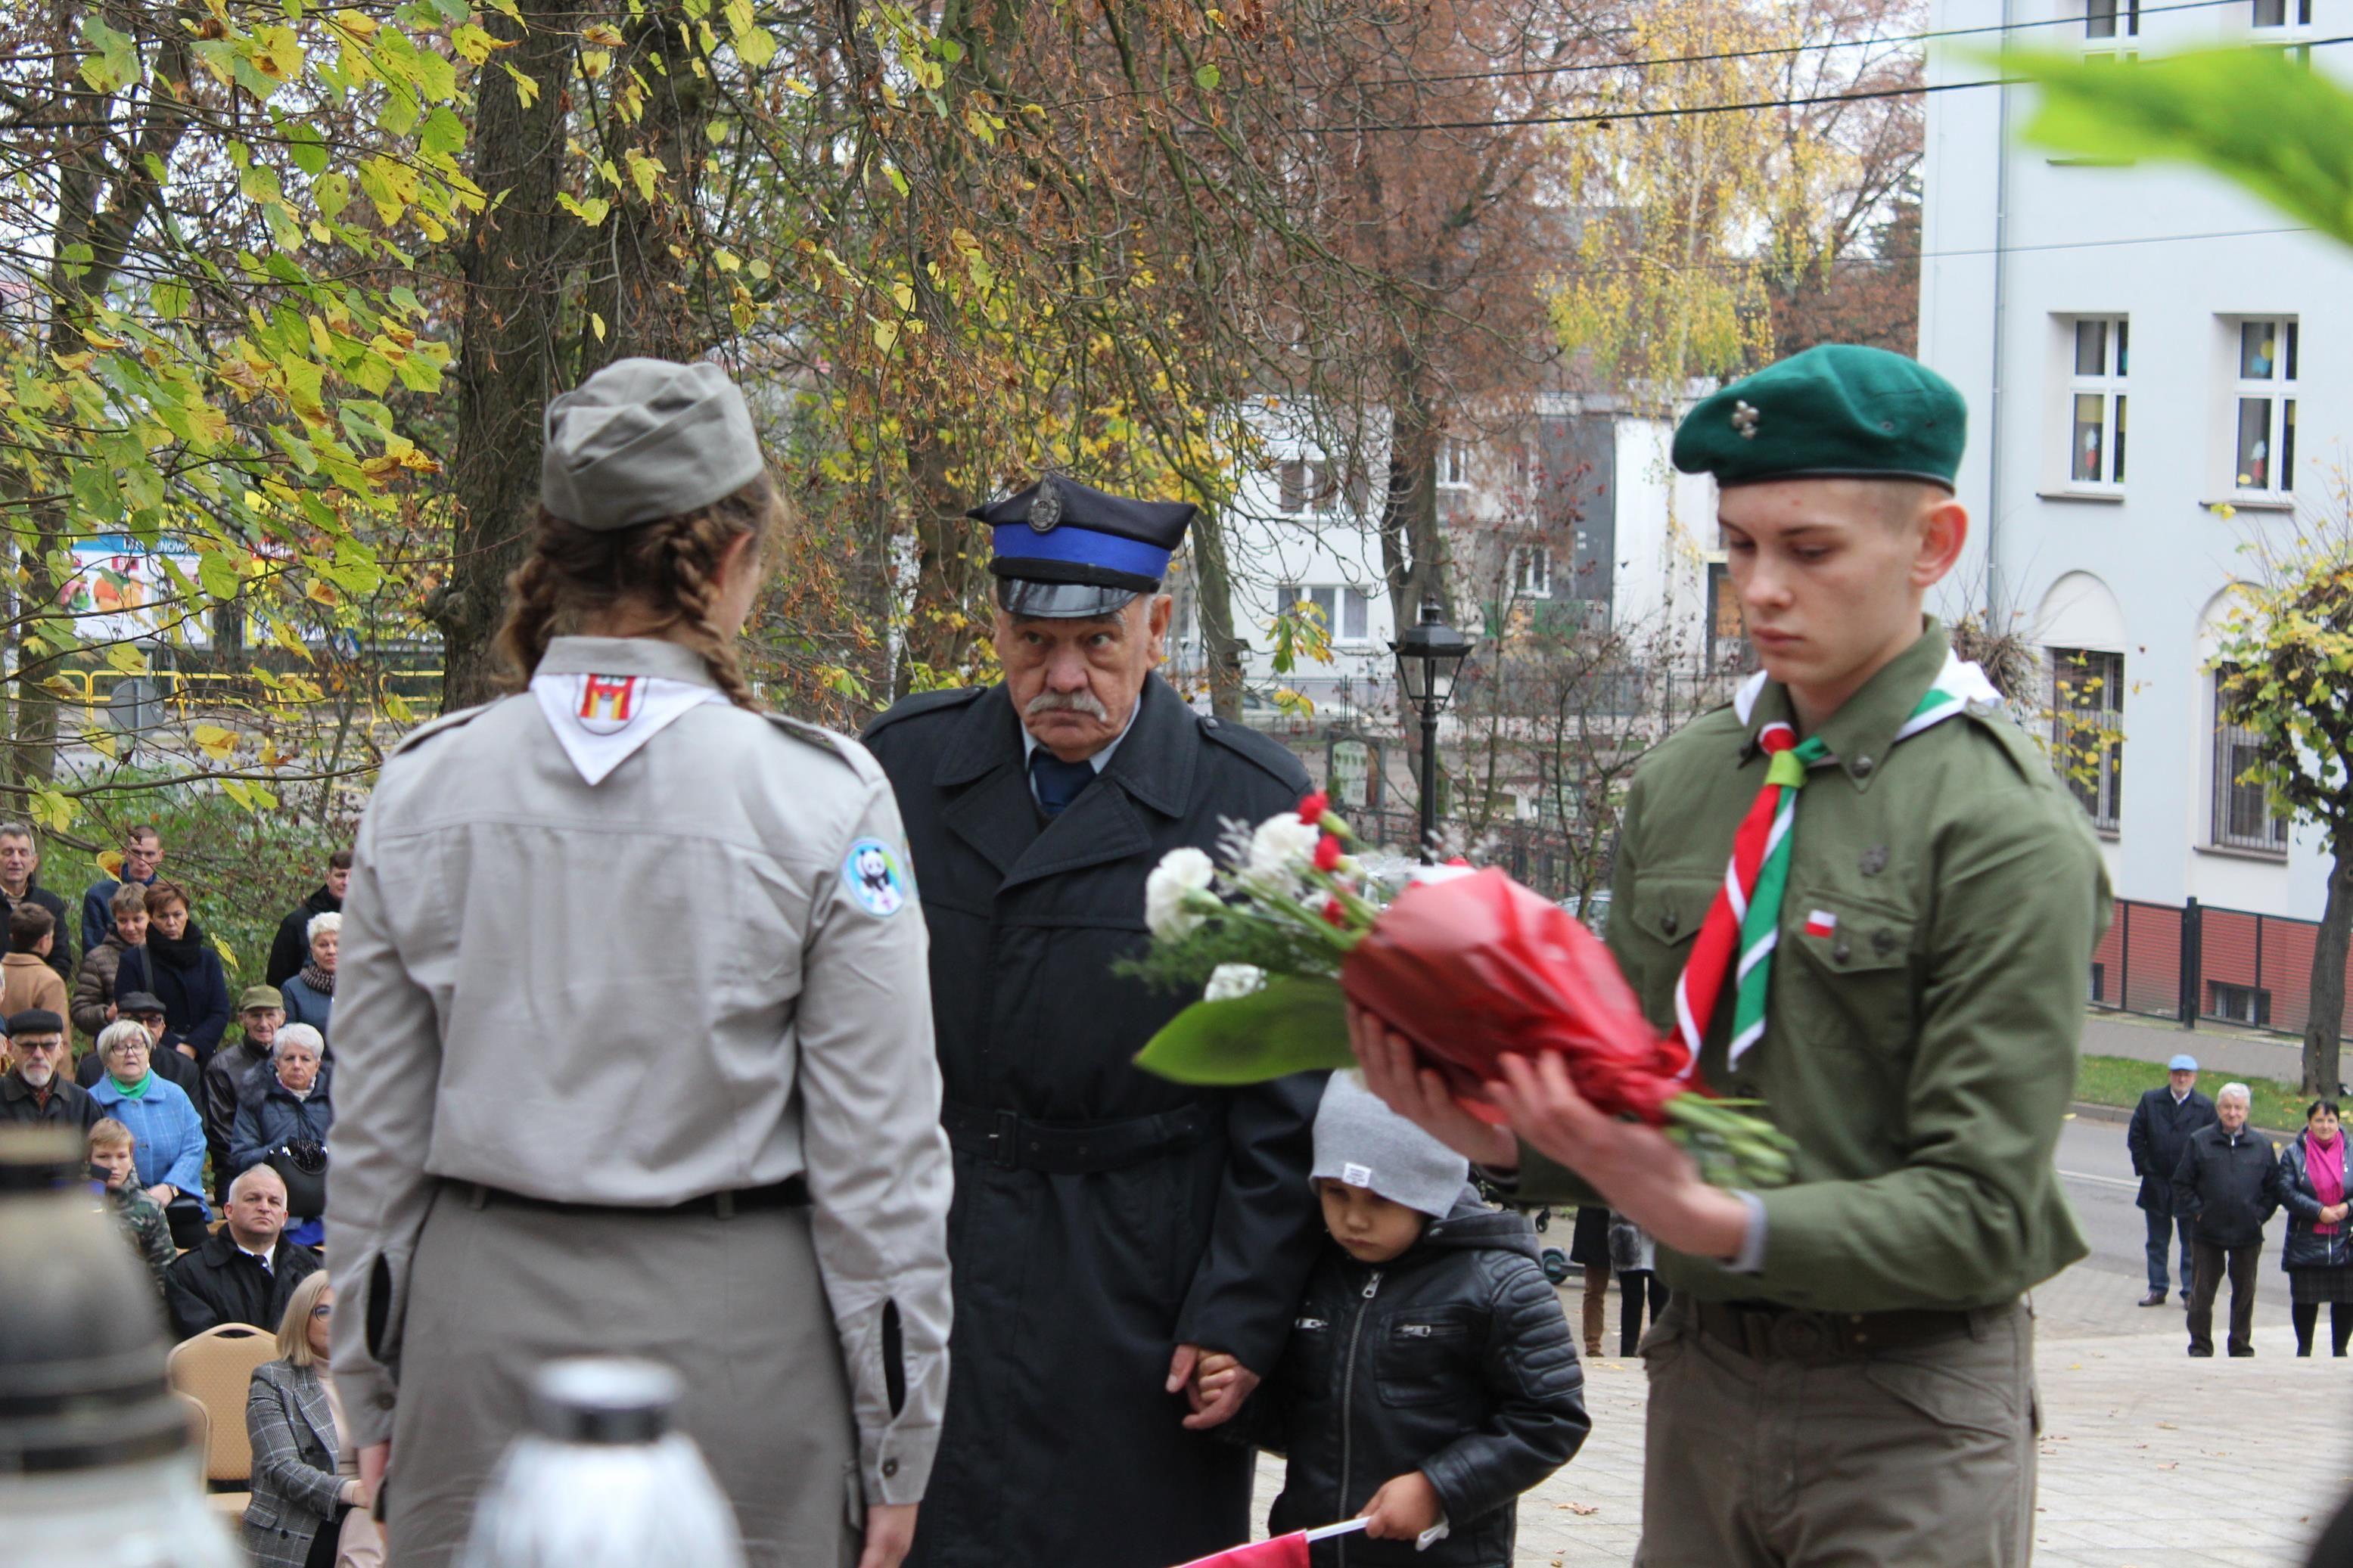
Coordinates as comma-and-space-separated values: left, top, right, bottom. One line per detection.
1692, 1296, 2019, 1364
942, 1101, 1211, 1173
449, 1176, 808, 1220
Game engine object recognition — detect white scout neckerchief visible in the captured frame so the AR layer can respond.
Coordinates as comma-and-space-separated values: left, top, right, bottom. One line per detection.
531, 669, 724, 786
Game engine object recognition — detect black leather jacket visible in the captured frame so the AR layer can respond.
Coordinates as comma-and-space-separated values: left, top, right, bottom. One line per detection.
1229, 1192, 1589, 1566
2173, 1122, 2280, 1249
2277, 1135, 2353, 1272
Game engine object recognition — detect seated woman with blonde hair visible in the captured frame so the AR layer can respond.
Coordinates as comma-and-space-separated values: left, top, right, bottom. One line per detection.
244, 1271, 380, 1568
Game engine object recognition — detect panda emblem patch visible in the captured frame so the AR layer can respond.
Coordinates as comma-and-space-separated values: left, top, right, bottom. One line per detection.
843, 838, 909, 918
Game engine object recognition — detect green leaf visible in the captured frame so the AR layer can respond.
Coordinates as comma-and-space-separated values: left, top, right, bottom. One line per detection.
419, 106, 466, 158
2002, 45, 2353, 247
1133, 977, 1353, 1085
1194, 63, 1220, 92
150, 278, 191, 320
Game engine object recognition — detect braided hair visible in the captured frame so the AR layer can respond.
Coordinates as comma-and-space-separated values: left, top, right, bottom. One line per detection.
494, 474, 784, 710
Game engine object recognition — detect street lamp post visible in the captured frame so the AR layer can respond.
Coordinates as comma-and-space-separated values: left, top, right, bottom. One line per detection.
1390, 590, 1473, 862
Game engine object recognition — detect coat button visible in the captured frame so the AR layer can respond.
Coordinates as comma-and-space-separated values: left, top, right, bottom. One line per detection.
1851, 755, 1876, 778
1872, 929, 1897, 958
1832, 939, 1851, 964
375, 1392, 395, 1409
1660, 911, 1680, 937
882, 1458, 900, 1479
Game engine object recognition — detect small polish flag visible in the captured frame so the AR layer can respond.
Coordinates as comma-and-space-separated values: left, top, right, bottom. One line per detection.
1174, 1520, 1369, 1566
1804, 909, 1839, 939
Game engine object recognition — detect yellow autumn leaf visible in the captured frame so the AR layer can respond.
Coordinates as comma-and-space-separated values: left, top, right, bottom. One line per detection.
192, 722, 238, 760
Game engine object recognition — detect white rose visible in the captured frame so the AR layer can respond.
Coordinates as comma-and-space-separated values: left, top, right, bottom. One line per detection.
1246, 814, 1322, 879
1406, 862, 1478, 886
1203, 963, 1267, 1002
1145, 846, 1217, 937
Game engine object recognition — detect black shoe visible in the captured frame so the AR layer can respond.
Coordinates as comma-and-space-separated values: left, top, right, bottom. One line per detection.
2139, 1290, 2168, 1308
2228, 1345, 2256, 1358
2188, 1345, 2215, 1357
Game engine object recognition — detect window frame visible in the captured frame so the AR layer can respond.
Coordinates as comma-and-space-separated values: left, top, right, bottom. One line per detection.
2227, 317, 2298, 498
1276, 581, 1372, 646
2050, 647, 2125, 834
1705, 562, 1753, 673
2209, 665, 2290, 854
2084, 0, 2139, 50
1436, 438, 1471, 492
2063, 316, 2129, 493
1510, 543, 1554, 601
1276, 457, 1342, 519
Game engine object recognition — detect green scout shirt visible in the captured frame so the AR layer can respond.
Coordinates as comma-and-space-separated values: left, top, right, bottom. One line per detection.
1517, 620, 2110, 1312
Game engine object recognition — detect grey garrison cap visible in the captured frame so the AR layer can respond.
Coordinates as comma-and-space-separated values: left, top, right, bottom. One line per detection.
540, 358, 766, 532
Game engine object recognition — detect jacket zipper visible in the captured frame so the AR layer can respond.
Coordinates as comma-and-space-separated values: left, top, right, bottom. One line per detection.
1335, 1268, 1383, 1568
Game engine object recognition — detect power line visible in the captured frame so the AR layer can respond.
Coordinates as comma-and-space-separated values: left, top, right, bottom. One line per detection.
1295, 34, 2353, 135
1361, 0, 2246, 91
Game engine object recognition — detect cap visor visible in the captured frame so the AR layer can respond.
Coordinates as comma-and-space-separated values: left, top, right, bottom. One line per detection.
995, 578, 1145, 619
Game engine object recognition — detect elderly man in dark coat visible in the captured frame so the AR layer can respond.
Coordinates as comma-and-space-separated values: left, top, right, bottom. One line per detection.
2128, 1053, 2218, 1307
863, 476, 1326, 1568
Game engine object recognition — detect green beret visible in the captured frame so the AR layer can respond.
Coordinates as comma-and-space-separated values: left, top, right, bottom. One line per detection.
1671, 343, 1966, 492
541, 358, 767, 531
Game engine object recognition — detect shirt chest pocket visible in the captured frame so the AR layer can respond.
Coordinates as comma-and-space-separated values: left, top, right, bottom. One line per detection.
1780, 886, 1918, 1055
1374, 1308, 1481, 1408
1626, 871, 1712, 958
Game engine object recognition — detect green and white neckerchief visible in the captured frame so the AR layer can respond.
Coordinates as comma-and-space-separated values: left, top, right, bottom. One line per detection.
1669, 650, 2003, 1076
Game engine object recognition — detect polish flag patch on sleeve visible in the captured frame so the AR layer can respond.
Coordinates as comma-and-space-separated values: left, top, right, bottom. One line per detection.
1804, 909, 1839, 939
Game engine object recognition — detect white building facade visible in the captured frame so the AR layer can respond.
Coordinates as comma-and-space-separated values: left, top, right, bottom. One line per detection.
1921, 0, 2342, 935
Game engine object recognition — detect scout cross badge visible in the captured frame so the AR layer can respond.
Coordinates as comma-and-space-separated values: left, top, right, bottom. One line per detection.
531, 670, 724, 785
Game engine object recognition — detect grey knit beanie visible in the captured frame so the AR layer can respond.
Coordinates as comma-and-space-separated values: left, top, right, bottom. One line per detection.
1310, 1072, 1471, 1221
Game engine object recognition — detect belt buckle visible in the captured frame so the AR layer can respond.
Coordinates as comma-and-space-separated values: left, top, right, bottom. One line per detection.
987, 1110, 1020, 1169
1770, 1312, 1830, 1363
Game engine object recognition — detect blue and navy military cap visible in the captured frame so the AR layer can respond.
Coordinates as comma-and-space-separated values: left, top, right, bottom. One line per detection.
970, 474, 1197, 619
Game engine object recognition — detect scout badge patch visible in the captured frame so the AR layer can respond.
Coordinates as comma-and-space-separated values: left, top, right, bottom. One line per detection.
842, 837, 909, 917
532, 671, 724, 786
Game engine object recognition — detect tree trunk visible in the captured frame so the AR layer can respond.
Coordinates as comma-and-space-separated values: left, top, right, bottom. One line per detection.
585, 3, 706, 365
1189, 508, 1244, 721
432, 0, 584, 711
2305, 837, 2353, 1098
900, 429, 978, 692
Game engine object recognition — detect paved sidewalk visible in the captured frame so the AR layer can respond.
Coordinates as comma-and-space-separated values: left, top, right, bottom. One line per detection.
2082, 1010, 2311, 1086
1250, 1278, 2348, 1566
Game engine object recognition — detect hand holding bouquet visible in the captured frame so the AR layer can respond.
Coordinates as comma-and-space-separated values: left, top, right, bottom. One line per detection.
1129, 794, 1796, 1189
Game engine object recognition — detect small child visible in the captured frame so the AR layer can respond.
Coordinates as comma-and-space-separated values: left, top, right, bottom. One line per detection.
1199, 1074, 1589, 1564
88, 1117, 173, 1294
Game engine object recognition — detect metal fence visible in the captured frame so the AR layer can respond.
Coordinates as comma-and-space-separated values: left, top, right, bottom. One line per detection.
2090, 896, 2351, 1042
1346, 807, 1604, 903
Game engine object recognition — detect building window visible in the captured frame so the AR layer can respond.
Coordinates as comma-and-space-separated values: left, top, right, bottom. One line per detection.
1277, 582, 1372, 644
2208, 981, 2273, 1027
1510, 545, 1553, 600
2230, 318, 2297, 494
2252, 0, 2312, 26
2085, 0, 2138, 39
2050, 647, 2124, 832
2066, 317, 2128, 489
1277, 458, 1341, 517
1706, 563, 1752, 672
2211, 667, 2290, 852
1437, 438, 1470, 490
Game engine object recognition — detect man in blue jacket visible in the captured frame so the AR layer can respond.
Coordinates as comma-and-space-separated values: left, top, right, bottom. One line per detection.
2128, 1054, 2218, 1307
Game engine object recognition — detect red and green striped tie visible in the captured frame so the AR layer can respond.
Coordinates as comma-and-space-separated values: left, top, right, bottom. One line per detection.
1670, 666, 1989, 1077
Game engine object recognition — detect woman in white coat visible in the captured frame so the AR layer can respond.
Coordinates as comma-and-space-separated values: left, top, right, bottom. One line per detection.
325, 359, 953, 1568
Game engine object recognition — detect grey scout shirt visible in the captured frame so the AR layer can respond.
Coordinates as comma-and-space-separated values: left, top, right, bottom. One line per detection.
324, 636, 953, 1504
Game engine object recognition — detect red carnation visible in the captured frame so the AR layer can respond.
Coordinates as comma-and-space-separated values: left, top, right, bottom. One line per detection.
1297, 790, 1332, 827
1312, 834, 1343, 873
1320, 896, 1347, 927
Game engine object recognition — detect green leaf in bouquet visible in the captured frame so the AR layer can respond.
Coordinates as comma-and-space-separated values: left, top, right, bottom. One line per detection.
1134, 976, 1354, 1085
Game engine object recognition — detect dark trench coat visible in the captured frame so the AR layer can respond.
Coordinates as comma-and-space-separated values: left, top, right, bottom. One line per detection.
864, 674, 1326, 1568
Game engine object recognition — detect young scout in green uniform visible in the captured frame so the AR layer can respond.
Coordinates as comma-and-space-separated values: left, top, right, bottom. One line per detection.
1353, 344, 2111, 1567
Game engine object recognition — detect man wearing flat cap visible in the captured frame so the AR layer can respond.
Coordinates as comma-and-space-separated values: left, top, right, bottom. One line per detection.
863, 474, 1325, 1568
1354, 345, 2112, 1566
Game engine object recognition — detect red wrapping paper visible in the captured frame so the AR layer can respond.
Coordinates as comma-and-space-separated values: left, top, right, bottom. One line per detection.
1338, 868, 1687, 1124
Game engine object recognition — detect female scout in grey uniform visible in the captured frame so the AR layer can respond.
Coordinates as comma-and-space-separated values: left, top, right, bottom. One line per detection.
325, 359, 953, 1568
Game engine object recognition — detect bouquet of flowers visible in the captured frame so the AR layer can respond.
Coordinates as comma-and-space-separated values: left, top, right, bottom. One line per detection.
1129, 793, 1797, 1189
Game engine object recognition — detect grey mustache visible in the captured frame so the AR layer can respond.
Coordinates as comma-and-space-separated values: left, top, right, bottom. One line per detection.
1026, 691, 1111, 722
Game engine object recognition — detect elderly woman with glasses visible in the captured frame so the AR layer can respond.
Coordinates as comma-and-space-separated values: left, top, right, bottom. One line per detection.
246, 1273, 380, 1568
85, 1015, 209, 1246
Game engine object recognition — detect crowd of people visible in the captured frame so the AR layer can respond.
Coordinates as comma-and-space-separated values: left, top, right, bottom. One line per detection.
0, 821, 348, 1314
2129, 1054, 2353, 1357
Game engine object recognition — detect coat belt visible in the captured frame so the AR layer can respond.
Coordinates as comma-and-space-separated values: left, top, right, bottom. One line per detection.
447, 1177, 809, 1220
940, 1101, 1211, 1174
